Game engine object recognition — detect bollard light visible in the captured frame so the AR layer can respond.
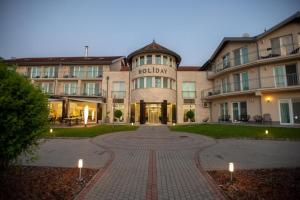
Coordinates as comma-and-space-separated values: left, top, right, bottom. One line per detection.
84, 105, 89, 127
265, 130, 269, 135
78, 159, 83, 181
50, 128, 53, 133
229, 162, 234, 181
131, 122, 134, 126
172, 123, 176, 126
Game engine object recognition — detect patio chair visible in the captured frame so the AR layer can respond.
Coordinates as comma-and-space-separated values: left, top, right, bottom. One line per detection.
253, 115, 263, 123
263, 113, 272, 124
240, 115, 250, 122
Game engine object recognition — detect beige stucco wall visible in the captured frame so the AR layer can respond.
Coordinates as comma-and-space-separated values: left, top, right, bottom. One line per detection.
261, 91, 300, 123
177, 71, 212, 123
210, 94, 261, 122
257, 22, 300, 56
102, 71, 130, 123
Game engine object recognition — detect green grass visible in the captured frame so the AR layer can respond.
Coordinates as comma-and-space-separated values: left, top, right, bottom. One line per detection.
170, 124, 300, 139
44, 124, 138, 138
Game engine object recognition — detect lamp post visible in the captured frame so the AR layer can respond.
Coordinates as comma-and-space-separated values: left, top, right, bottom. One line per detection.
229, 162, 234, 181
78, 159, 83, 181
84, 105, 89, 127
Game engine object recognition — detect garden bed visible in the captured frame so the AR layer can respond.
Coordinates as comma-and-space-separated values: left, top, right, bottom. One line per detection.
0, 166, 98, 200
208, 168, 300, 200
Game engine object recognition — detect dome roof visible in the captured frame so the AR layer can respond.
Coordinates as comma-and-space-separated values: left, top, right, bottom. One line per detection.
127, 41, 181, 64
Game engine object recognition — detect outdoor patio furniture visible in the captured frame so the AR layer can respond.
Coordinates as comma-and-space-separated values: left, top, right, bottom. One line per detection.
263, 113, 272, 124
239, 114, 250, 122
218, 115, 230, 122
253, 115, 263, 123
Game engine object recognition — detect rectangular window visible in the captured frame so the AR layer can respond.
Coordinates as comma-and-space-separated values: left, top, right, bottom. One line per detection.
113, 81, 125, 98
222, 53, 230, 68
146, 77, 152, 88
155, 77, 161, 88
140, 56, 145, 66
64, 83, 77, 95
234, 48, 248, 66
135, 58, 139, 67
71, 66, 82, 78
221, 77, 230, 93
163, 56, 168, 65
139, 77, 144, 88
146, 55, 152, 64
135, 79, 138, 89
271, 35, 293, 56
233, 72, 248, 91
182, 82, 196, 98
219, 102, 228, 121
155, 55, 161, 64
31, 67, 40, 78
274, 64, 298, 87
232, 101, 247, 122
41, 82, 54, 94
44, 67, 55, 78
84, 83, 97, 96
87, 66, 102, 78
163, 77, 168, 88
169, 58, 173, 67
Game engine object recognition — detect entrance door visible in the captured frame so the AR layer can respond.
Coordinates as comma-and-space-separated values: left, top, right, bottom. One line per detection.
232, 102, 240, 122
146, 104, 161, 124
292, 99, 300, 124
279, 99, 292, 124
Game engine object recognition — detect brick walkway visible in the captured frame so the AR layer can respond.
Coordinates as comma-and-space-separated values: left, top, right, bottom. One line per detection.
77, 126, 225, 200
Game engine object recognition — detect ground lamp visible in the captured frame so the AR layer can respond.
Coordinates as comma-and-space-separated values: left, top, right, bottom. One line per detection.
265, 130, 269, 135
229, 162, 234, 181
84, 105, 89, 127
50, 128, 53, 133
131, 122, 134, 126
172, 123, 176, 126
78, 159, 83, 181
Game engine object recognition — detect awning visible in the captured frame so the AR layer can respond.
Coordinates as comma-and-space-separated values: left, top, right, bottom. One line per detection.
68, 98, 103, 104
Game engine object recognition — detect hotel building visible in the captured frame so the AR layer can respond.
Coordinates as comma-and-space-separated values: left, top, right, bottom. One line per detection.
5, 12, 300, 125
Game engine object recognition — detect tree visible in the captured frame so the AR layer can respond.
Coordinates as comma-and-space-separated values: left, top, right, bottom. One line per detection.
0, 61, 49, 170
114, 109, 123, 121
186, 110, 195, 121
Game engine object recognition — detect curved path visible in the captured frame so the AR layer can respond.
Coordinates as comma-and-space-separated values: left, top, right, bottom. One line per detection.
77, 126, 225, 200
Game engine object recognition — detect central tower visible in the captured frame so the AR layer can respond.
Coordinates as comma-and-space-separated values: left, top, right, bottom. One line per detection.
127, 41, 181, 124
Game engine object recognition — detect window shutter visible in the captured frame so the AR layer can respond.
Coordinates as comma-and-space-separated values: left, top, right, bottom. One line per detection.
95, 83, 99, 95
27, 67, 31, 78
70, 66, 74, 77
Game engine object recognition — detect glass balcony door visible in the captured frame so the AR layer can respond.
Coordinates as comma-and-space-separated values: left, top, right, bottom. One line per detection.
279, 99, 292, 124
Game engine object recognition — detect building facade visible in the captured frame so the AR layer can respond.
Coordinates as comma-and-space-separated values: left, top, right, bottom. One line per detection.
5, 12, 300, 125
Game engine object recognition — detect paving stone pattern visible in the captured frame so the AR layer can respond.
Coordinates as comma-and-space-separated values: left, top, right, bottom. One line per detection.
80, 126, 223, 200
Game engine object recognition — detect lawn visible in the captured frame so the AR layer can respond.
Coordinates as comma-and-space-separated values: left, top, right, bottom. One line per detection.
170, 124, 300, 139
44, 124, 138, 137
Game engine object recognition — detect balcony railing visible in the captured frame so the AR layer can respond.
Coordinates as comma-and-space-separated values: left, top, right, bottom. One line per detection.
207, 43, 300, 77
19, 71, 103, 79
112, 91, 126, 99
202, 73, 300, 98
182, 91, 196, 99
62, 71, 103, 79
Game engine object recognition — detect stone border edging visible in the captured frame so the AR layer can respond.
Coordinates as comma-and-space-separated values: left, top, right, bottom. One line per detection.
194, 143, 228, 200
146, 150, 158, 200
75, 138, 115, 200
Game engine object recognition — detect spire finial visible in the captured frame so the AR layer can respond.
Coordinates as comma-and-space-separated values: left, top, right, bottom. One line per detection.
153, 38, 156, 43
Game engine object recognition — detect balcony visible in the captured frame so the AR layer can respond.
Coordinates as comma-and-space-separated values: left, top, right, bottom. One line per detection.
81, 89, 105, 97
112, 91, 126, 99
182, 91, 196, 99
207, 43, 300, 78
202, 73, 300, 99
62, 71, 103, 79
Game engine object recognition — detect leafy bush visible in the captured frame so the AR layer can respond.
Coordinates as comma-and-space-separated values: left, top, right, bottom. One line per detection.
0, 62, 49, 170
186, 110, 195, 120
114, 109, 123, 119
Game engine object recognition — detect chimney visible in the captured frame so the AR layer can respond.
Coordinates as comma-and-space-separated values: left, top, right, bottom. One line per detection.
84, 45, 89, 57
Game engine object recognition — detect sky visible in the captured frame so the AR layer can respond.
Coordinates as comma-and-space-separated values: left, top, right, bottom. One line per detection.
0, 0, 299, 66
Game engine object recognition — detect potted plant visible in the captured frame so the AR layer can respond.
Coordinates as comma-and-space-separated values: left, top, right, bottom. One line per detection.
105, 111, 110, 123
186, 110, 195, 122
114, 109, 123, 122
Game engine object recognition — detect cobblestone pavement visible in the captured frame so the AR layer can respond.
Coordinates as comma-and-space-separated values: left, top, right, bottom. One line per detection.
78, 126, 225, 200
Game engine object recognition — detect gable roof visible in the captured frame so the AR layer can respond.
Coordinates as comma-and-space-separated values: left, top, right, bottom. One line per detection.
127, 41, 181, 64
201, 11, 300, 70
5, 56, 124, 66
